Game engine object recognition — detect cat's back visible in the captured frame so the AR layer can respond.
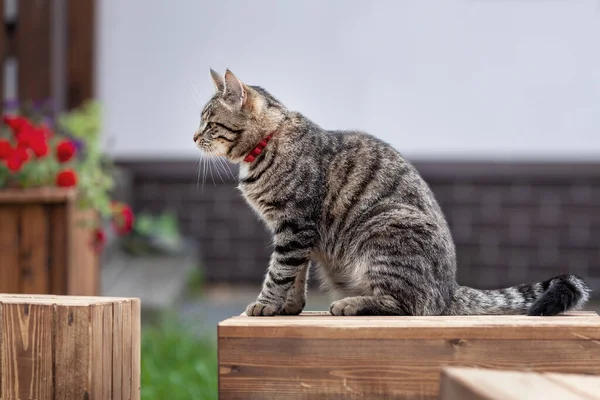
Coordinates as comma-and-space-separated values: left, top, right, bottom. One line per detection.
320, 129, 433, 214
318, 129, 450, 249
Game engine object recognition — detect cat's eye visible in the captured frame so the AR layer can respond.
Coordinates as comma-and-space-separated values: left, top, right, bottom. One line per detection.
208, 121, 244, 135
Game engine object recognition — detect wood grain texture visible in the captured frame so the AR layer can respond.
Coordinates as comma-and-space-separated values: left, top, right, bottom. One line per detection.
68, 208, 99, 296
15, 0, 52, 102
221, 311, 600, 340
0, 302, 53, 400
54, 303, 93, 400
440, 368, 600, 400
131, 298, 142, 400
90, 303, 104, 399
49, 204, 68, 294
121, 300, 133, 400
0, 188, 76, 204
0, 189, 98, 297
103, 303, 114, 398
113, 300, 124, 400
0, 295, 140, 400
66, 0, 95, 108
0, 207, 20, 293
218, 312, 600, 399
19, 205, 49, 294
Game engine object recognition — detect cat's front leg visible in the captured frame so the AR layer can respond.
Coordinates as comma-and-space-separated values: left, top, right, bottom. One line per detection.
245, 255, 310, 316
246, 226, 315, 316
281, 262, 309, 315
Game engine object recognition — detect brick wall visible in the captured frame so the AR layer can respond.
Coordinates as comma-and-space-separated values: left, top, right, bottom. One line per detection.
118, 160, 600, 293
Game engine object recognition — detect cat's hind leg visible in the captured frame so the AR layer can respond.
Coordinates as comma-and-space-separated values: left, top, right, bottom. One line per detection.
329, 295, 407, 316
329, 253, 444, 316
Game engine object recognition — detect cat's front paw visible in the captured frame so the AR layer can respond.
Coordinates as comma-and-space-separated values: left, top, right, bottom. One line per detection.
245, 301, 280, 317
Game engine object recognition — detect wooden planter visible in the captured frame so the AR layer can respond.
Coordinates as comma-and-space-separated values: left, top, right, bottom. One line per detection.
0, 188, 99, 295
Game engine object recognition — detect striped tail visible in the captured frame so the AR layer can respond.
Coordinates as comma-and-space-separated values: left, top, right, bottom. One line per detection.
445, 274, 591, 316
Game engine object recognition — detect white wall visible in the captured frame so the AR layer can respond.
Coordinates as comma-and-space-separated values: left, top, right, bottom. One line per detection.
97, 0, 600, 161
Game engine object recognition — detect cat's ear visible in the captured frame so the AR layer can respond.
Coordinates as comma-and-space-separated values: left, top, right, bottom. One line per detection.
210, 68, 224, 92
223, 69, 247, 109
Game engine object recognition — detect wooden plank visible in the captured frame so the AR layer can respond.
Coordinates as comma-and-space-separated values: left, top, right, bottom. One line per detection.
103, 303, 114, 398
131, 298, 142, 400
0, 188, 76, 204
121, 300, 133, 400
440, 369, 491, 400
19, 205, 49, 294
439, 368, 600, 400
0, 302, 53, 400
112, 300, 124, 400
16, 0, 52, 102
66, 0, 95, 108
218, 335, 600, 399
219, 312, 600, 340
49, 204, 68, 294
68, 207, 99, 296
89, 303, 103, 400
545, 373, 600, 399
54, 302, 93, 400
0, 206, 20, 293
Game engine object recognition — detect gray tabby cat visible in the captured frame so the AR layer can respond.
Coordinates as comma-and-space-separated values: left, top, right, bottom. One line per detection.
194, 69, 591, 317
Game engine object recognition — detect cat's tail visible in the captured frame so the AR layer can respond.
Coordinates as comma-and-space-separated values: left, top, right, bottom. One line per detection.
444, 274, 591, 316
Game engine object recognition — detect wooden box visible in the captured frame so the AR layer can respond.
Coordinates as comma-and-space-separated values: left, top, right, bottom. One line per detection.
440, 367, 600, 400
0, 294, 141, 400
0, 188, 99, 295
218, 311, 600, 399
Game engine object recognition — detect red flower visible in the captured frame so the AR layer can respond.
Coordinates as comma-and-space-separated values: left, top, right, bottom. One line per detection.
56, 140, 76, 163
111, 202, 135, 235
0, 139, 12, 159
15, 129, 33, 148
91, 228, 107, 253
2, 116, 32, 133
5, 152, 23, 172
31, 140, 49, 158
16, 147, 30, 163
14, 126, 47, 157
56, 169, 78, 187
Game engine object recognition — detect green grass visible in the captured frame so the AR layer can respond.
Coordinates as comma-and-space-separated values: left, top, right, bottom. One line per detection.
141, 314, 218, 400
185, 266, 205, 298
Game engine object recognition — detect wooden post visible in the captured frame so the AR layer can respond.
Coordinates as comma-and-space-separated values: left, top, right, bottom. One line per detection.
218, 311, 600, 399
0, 294, 141, 400
439, 367, 600, 400
1, 0, 5, 109
0, 0, 95, 114
66, 0, 95, 108
15, 0, 53, 103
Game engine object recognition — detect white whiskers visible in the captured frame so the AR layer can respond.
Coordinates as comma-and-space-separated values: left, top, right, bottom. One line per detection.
192, 82, 237, 192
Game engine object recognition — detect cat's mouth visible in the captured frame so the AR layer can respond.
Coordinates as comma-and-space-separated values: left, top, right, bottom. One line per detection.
196, 140, 230, 159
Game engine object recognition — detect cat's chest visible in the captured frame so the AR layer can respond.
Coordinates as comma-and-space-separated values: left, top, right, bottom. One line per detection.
237, 185, 279, 232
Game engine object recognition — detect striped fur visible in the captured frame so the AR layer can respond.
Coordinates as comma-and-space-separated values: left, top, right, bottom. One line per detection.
194, 69, 591, 316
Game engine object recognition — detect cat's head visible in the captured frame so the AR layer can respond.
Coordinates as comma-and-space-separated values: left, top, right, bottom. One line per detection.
194, 69, 285, 162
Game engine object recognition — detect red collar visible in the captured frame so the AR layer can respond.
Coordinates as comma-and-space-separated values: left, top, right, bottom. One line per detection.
243, 133, 274, 163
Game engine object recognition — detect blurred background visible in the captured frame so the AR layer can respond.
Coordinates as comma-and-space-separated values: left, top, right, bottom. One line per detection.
2, 1, 599, 399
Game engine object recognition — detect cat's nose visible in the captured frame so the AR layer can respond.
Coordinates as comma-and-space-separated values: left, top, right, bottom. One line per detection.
193, 131, 200, 142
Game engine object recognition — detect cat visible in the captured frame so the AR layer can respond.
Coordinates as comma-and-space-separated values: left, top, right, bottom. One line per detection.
194, 69, 591, 317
